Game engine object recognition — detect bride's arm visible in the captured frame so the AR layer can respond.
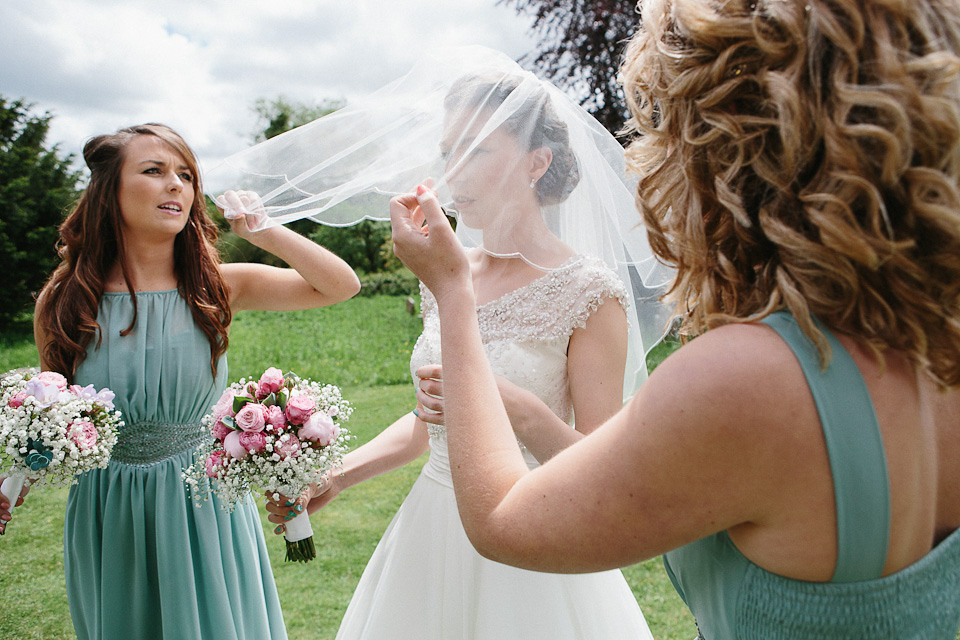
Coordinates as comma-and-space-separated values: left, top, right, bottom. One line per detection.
513, 299, 627, 459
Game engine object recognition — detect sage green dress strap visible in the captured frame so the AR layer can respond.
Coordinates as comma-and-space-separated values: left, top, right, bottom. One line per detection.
66, 290, 287, 640
761, 311, 890, 581
662, 311, 960, 639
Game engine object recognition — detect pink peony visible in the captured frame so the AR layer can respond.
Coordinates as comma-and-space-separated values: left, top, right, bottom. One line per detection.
211, 420, 232, 442
224, 431, 249, 460
234, 403, 265, 432
68, 420, 99, 449
274, 433, 301, 459
37, 371, 68, 390
284, 395, 315, 425
7, 390, 27, 409
238, 431, 266, 454
212, 389, 236, 419
298, 412, 339, 446
257, 367, 285, 398
263, 405, 287, 433
205, 450, 226, 477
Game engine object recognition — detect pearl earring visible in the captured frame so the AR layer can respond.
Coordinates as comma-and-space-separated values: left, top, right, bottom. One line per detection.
529, 178, 536, 189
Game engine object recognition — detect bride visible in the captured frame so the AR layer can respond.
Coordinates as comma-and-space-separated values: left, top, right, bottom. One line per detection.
216, 47, 670, 639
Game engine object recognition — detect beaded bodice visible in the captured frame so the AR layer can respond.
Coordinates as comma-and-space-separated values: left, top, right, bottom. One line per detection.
409, 255, 627, 474
74, 290, 227, 466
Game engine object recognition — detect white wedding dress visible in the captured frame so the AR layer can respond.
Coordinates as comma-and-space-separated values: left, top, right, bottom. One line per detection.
335, 255, 655, 640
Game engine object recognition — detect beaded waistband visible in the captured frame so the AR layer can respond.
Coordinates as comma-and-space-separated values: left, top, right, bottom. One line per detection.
111, 420, 206, 467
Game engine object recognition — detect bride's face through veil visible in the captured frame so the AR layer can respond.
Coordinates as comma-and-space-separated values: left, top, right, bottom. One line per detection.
440, 107, 550, 239
437, 72, 577, 268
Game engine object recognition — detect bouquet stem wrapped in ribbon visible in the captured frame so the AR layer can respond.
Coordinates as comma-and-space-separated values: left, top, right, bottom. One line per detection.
183, 368, 352, 562
0, 370, 122, 528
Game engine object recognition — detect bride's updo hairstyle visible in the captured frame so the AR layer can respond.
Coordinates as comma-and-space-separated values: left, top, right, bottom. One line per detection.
444, 73, 581, 206
622, 0, 960, 387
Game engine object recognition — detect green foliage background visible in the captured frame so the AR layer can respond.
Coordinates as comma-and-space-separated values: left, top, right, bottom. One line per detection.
0, 96, 81, 330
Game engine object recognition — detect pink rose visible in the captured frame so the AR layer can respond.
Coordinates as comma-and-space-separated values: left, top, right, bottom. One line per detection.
274, 433, 301, 459
263, 405, 287, 433
258, 367, 285, 398
37, 371, 68, 390
224, 431, 249, 459
234, 403, 265, 432
298, 412, 338, 447
68, 420, 99, 449
238, 431, 266, 454
284, 395, 315, 425
213, 389, 236, 419
211, 420, 232, 441
7, 390, 27, 409
205, 450, 227, 477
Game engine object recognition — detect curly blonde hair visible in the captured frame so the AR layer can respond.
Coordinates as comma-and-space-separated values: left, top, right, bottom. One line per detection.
622, 0, 960, 386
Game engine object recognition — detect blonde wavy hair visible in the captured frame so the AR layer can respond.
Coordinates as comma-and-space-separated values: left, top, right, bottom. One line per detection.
622, 0, 960, 386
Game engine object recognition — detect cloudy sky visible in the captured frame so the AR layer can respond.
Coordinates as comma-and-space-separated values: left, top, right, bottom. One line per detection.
1, 0, 535, 175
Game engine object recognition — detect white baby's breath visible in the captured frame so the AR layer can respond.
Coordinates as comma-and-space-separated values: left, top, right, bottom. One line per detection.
182, 373, 353, 512
0, 372, 122, 486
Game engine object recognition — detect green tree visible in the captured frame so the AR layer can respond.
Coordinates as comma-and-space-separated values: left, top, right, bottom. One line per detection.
498, 0, 639, 137
0, 97, 81, 330
252, 96, 345, 142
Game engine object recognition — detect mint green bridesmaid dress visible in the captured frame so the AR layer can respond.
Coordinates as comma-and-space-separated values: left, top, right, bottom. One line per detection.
66, 290, 287, 640
663, 311, 960, 639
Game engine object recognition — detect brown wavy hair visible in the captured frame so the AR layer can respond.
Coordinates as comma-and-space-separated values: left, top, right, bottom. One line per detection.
622, 0, 960, 386
35, 123, 231, 380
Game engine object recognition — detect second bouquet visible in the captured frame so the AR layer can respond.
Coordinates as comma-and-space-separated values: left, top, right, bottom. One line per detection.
184, 367, 352, 562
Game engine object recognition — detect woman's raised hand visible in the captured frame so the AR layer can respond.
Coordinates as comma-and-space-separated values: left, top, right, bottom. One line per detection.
389, 185, 470, 301
216, 189, 269, 237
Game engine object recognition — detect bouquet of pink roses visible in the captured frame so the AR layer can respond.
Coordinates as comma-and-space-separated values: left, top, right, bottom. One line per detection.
183, 367, 352, 562
0, 370, 122, 524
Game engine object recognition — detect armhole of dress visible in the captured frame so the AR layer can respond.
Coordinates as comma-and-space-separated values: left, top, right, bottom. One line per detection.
760, 311, 891, 582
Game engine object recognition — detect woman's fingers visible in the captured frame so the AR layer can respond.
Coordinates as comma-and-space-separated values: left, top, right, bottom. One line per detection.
218, 190, 268, 232
264, 487, 310, 533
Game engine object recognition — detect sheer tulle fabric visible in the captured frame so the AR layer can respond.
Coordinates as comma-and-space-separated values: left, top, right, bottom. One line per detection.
206, 45, 675, 397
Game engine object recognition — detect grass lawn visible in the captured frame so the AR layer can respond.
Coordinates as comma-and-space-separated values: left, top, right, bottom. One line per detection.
0, 295, 694, 639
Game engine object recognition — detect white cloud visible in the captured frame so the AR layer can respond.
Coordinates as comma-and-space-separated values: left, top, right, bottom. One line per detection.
0, 0, 534, 172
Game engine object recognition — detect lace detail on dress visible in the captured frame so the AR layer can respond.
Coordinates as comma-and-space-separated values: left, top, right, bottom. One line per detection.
411, 255, 628, 441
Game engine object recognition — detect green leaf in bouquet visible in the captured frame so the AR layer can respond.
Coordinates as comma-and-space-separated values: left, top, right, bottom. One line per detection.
232, 395, 251, 414
26, 450, 53, 471
277, 388, 289, 411
262, 392, 277, 407
221, 415, 235, 429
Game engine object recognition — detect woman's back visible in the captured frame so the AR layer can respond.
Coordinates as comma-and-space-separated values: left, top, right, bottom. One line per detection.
661, 313, 960, 638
